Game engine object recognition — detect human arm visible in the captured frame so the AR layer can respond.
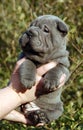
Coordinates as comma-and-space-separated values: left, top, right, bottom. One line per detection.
2, 74, 66, 125
3, 110, 29, 124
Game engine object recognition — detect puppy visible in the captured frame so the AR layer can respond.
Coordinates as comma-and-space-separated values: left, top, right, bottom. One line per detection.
19, 15, 70, 125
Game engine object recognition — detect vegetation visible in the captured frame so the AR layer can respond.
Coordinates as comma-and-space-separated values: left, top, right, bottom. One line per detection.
0, 0, 83, 129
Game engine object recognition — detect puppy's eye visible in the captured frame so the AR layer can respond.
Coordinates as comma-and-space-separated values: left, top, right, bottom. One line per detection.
43, 25, 49, 33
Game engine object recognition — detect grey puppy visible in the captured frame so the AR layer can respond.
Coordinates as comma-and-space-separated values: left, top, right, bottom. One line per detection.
19, 15, 70, 125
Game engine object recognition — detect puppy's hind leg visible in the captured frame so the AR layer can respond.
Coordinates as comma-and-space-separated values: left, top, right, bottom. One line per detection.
21, 102, 49, 126
26, 110, 49, 126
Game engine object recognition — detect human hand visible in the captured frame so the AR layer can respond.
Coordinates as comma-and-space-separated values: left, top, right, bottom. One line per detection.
10, 58, 59, 104
2, 58, 66, 125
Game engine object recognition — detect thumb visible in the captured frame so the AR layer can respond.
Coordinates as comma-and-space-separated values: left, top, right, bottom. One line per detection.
37, 62, 58, 76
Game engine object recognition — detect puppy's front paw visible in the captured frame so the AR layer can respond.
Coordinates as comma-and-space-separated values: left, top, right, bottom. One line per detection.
21, 78, 35, 89
19, 59, 36, 89
43, 78, 59, 92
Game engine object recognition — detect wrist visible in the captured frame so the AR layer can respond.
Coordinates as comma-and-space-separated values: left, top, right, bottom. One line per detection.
0, 85, 21, 119
9, 83, 28, 104
9, 83, 22, 105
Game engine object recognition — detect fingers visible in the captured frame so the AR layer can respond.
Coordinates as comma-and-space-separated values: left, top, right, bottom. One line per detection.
3, 110, 28, 124
36, 123, 45, 127
13, 59, 57, 77
36, 62, 58, 84
59, 73, 66, 84
51, 73, 66, 91
56, 73, 66, 90
37, 62, 58, 76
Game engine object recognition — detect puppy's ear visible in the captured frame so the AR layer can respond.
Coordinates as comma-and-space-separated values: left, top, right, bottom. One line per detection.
57, 21, 69, 36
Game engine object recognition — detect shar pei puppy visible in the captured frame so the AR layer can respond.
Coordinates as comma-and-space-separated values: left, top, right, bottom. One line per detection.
19, 15, 70, 126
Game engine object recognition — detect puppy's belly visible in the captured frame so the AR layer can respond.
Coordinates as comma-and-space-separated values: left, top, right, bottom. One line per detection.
35, 87, 62, 104
33, 87, 63, 121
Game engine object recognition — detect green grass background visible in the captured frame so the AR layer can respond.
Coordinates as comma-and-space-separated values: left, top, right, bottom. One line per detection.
0, 0, 83, 129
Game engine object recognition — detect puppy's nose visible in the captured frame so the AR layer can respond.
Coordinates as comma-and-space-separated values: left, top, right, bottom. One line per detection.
26, 27, 38, 37
25, 30, 33, 38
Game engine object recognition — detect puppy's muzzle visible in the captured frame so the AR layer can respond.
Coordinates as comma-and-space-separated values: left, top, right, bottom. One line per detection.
19, 30, 33, 47
19, 27, 39, 47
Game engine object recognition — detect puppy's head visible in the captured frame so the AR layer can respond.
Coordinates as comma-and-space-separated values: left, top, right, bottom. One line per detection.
19, 15, 68, 62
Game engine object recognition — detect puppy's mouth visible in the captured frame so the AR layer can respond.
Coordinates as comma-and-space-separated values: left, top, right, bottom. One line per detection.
19, 33, 43, 57
19, 30, 50, 56
19, 32, 36, 53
